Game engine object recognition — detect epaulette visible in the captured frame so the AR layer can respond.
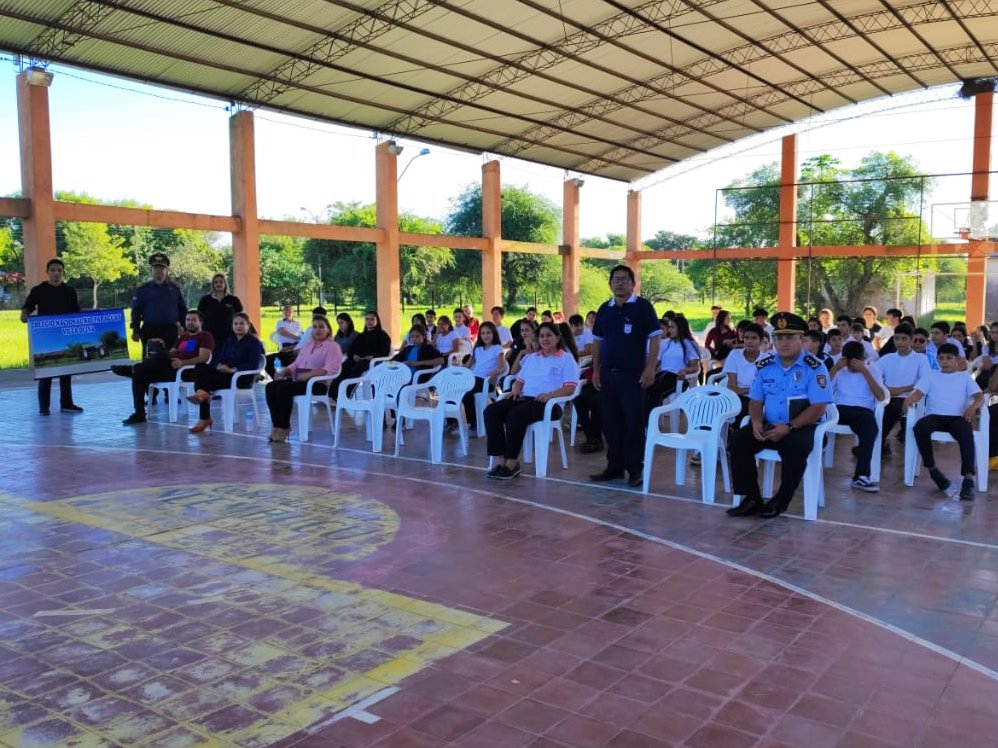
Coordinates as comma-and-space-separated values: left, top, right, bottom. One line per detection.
755, 354, 775, 370
803, 353, 821, 369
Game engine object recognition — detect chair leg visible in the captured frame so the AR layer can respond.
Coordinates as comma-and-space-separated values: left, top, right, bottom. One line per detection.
700, 445, 718, 504
371, 406, 384, 453
297, 399, 311, 442
802, 458, 818, 521
533, 426, 549, 477
675, 449, 687, 487
761, 459, 776, 499
641, 441, 655, 493
221, 394, 235, 432
166, 385, 179, 422
523, 426, 535, 464
555, 426, 567, 469
903, 438, 917, 486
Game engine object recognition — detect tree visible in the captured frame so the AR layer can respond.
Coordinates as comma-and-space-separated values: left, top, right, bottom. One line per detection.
445, 184, 561, 308
636, 260, 696, 304
167, 229, 223, 305
260, 235, 316, 306
60, 221, 134, 308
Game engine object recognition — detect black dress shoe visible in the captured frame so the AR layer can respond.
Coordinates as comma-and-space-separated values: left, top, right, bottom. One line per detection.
726, 495, 763, 517
39, 408, 50, 416
757, 500, 787, 519
627, 473, 642, 488
122, 412, 147, 426
61, 404, 83, 413
589, 469, 624, 482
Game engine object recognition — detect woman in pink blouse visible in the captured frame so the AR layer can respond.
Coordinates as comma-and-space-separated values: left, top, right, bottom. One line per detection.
265, 315, 343, 442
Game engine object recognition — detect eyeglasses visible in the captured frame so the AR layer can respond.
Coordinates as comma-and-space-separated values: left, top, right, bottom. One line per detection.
609, 276, 632, 283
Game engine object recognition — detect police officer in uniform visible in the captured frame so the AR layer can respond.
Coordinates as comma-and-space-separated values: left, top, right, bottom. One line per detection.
727, 312, 832, 519
21, 258, 83, 415
129, 253, 186, 353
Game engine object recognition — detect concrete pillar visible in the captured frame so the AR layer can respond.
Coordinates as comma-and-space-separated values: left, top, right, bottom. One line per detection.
966, 91, 992, 327
561, 179, 581, 315
375, 141, 402, 343
625, 190, 641, 290
17, 68, 56, 284
776, 134, 798, 312
481, 161, 502, 313
229, 111, 261, 330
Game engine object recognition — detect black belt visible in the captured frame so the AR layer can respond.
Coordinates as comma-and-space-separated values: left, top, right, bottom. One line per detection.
605, 368, 639, 375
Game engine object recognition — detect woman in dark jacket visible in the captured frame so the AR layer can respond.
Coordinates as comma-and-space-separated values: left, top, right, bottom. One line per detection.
334, 312, 358, 358
197, 274, 243, 347
346, 310, 392, 378
186, 312, 264, 433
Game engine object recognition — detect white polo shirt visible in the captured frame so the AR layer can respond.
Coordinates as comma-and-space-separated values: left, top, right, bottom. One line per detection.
470, 344, 503, 379
878, 351, 930, 395
832, 362, 886, 410
919, 371, 982, 416
516, 350, 580, 397
721, 348, 761, 389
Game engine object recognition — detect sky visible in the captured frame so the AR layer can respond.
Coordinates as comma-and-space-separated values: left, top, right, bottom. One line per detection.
0, 59, 992, 243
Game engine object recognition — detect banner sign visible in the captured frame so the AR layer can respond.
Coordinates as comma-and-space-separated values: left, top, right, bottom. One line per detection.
28, 309, 131, 379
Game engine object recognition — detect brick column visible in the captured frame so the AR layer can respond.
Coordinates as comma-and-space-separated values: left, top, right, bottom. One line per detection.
967, 91, 992, 327
481, 161, 502, 313
561, 178, 581, 315
229, 110, 261, 329
776, 134, 798, 312
375, 142, 402, 343
17, 68, 56, 284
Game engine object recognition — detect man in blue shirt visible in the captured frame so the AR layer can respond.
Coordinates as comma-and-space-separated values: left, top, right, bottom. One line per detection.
728, 312, 833, 518
590, 265, 661, 487
129, 253, 186, 354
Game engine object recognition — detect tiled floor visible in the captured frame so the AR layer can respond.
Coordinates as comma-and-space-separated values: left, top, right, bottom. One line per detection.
1, 371, 997, 746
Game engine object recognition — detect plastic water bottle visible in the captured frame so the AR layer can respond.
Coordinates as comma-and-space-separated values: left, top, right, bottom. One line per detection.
245, 408, 255, 432
274, 358, 282, 376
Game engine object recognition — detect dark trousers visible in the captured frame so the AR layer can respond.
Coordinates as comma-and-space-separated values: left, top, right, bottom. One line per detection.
140, 323, 179, 354
485, 397, 560, 461
881, 397, 906, 443
913, 414, 976, 475
575, 384, 603, 443
730, 423, 817, 508
192, 365, 251, 420
644, 371, 679, 420
131, 359, 195, 414
266, 379, 328, 429
837, 404, 878, 478
38, 376, 73, 410
600, 369, 646, 474
265, 347, 297, 378
461, 377, 487, 431
991, 403, 998, 459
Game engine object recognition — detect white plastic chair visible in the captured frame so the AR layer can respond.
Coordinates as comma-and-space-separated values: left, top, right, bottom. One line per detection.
521, 381, 583, 477
642, 387, 741, 502
394, 368, 475, 463
149, 362, 199, 422
567, 366, 590, 448
292, 370, 341, 442
735, 404, 840, 521
903, 397, 990, 492
706, 370, 728, 387
333, 362, 411, 453
823, 396, 888, 482
217, 355, 266, 432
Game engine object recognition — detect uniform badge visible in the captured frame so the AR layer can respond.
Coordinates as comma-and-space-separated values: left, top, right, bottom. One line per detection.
816, 374, 827, 389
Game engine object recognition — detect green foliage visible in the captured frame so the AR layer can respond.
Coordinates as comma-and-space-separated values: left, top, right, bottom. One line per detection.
446, 184, 561, 308
168, 229, 224, 304
260, 234, 317, 306
645, 230, 703, 250
636, 260, 696, 304
60, 221, 135, 308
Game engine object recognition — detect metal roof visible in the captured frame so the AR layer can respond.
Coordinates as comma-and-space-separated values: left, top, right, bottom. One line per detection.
2, 0, 996, 182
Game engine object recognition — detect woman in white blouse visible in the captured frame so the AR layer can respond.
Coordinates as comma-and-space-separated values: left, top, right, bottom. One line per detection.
461, 322, 506, 433
484, 322, 580, 480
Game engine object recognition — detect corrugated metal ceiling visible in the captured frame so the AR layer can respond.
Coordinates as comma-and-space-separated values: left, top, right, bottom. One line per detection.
1, 0, 996, 182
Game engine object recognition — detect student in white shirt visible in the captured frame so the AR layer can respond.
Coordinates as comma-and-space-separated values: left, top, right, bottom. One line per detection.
926, 321, 964, 370
831, 341, 887, 492
722, 322, 765, 421
461, 322, 506, 434
484, 322, 580, 480
876, 323, 930, 450
569, 313, 594, 357
849, 322, 878, 363
904, 343, 984, 501
818, 308, 835, 334
824, 328, 844, 364
646, 315, 700, 419
490, 306, 513, 348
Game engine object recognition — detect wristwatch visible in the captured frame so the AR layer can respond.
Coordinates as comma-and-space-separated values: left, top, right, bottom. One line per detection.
788, 422, 797, 432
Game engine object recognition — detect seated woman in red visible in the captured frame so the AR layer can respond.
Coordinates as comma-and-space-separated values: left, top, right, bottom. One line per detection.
484, 322, 580, 480
186, 312, 264, 434
265, 315, 344, 443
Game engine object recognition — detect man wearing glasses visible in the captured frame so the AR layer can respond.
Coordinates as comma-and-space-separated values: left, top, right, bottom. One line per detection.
590, 265, 661, 487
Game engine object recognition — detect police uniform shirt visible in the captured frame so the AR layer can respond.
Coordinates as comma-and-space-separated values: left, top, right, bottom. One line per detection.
23, 282, 80, 316
592, 294, 661, 371
749, 350, 833, 424
131, 281, 186, 331
832, 362, 886, 410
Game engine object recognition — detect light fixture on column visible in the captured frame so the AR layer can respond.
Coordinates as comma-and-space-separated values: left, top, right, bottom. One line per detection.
398, 147, 431, 182
571, 177, 585, 188
386, 141, 404, 156
25, 67, 53, 87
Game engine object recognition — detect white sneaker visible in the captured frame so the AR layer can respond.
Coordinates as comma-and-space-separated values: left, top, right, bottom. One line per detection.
851, 476, 879, 493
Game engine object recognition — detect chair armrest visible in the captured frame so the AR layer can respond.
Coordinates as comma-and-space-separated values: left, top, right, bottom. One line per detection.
336, 375, 366, 400
173, 363, 197, 382
231, 366, 263, 388
304, 373, 338, 397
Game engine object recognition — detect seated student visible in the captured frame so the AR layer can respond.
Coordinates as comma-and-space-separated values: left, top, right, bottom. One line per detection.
818, 308, 835, 333
877, 323, 930, 452
424, 309, 437, 340
401, 313, 427, 348
849, 321, 878, 362
803, 330, 834, 370
569, 313, 594, 357
186, 312, 266, 434
986, 366, 998, 472
834, 314, 854, 342
462, 305, 480, 339
346, 310, 392, 378
926, 320, 965, 370
753, 307, 774, 339
824, 328, 845, 364
266, 304, 316, 378
508, 320, 539, 374
484, 322, 579, 480
490, 306, 513, 348
460, 322, 506, 434
722, 322, 765, 421
391, 325, 444, 375
861, 305, 883, 344
704, 309, 739, 361
874, 307, 903, 354
433, 315, 462, 356
645, 315, 700, 419
911, 327, 930, 356
830, 341, 887, 492
903, 343, 984, 501
452, 308, 473, 343
541, 310, 554, 323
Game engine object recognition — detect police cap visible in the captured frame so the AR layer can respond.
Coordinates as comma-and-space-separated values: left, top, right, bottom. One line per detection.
149, 253, 170, 268
770, 312, 807, 335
